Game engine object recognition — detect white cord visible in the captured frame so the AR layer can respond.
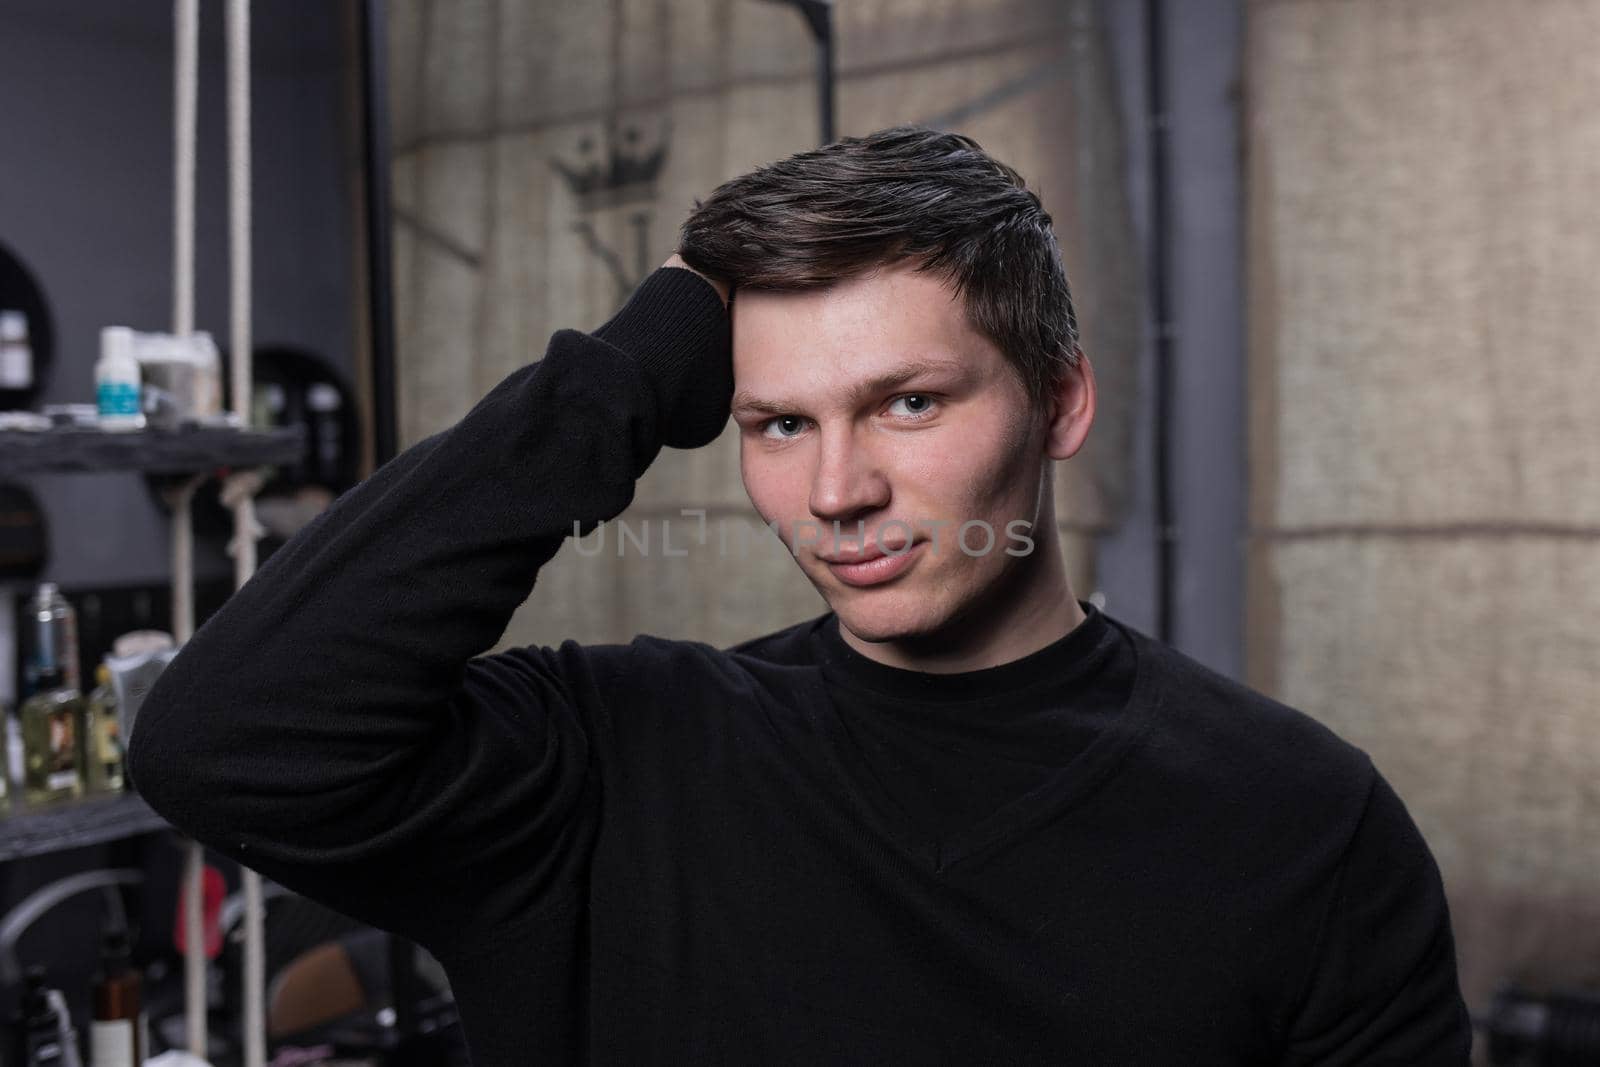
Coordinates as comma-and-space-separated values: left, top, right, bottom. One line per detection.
226, 6, 267, 1066
168, 471, 207, 1063
173, 7, 202, 1033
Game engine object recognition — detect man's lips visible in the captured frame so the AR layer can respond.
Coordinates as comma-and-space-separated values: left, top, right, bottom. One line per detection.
821, 541, 925, 587
817, 541, 913, 564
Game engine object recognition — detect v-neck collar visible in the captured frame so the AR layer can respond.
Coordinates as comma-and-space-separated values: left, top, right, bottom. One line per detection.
808, 601, 1161, 874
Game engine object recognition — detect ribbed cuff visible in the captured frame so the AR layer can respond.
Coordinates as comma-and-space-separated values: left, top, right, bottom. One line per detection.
592, 267, 729, 405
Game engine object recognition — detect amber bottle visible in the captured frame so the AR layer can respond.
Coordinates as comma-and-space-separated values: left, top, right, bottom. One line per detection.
89, 926, 143, 1067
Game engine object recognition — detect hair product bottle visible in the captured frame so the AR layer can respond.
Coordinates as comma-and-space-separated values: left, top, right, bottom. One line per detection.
90, 925, 144, 1067
0, 697, 11, 816
7, 695, 24, 810
188, 331, 223, 421
79, 665, 125, 794
20, 663, 84, 805
26, 582, 80, 697
95, 327, 146, 432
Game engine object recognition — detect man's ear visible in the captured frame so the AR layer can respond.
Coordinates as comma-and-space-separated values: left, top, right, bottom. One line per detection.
1043, 347, 1096, 461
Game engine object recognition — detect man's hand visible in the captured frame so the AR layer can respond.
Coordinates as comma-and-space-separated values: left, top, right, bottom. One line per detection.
662, 253, 732, 309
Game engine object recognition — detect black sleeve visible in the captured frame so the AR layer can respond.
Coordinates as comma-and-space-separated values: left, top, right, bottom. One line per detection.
1279, 770, 1474, 1066
125, 267, 730, 950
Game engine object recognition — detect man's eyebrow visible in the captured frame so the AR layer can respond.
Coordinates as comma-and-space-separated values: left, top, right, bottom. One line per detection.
731, 357, 970, 416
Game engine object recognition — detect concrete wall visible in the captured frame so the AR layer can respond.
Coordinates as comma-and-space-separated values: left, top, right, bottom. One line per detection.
1246, 0, 1600, 1040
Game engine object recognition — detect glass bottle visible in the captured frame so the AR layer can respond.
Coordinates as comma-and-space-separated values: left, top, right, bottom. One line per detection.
0, 699, 10, 816
79, 664, 125, 794
25, 582, 80, 697
20, 665, 84, 805
90, 924, 144, 1067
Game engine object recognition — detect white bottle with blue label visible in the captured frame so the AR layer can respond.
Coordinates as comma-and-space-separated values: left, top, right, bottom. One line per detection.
95, 327, 145, 432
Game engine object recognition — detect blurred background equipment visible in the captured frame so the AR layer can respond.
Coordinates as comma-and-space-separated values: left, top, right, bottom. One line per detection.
0, 240, 53, 415
1481, 983, 1600, 1067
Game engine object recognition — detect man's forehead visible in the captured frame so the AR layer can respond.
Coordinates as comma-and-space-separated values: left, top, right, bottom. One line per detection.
734, 272, 970, 363
737, 262, 958, 325
727, 264, 997, 411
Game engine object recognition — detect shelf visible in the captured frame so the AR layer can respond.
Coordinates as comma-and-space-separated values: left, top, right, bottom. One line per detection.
0, 424, 306, 476
0, 790, 169, 862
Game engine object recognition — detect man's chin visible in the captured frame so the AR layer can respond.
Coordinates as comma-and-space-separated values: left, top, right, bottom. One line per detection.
827, 592, 944, 646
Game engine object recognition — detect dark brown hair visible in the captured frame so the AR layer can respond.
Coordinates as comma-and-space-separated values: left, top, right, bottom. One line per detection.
677, 124, 1081, 408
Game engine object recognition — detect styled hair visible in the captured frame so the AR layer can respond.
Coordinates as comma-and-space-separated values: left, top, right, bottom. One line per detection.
677, 124, 1081, 407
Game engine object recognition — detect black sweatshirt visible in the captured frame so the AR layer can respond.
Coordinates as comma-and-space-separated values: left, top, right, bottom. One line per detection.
128, 267, 1472, 1065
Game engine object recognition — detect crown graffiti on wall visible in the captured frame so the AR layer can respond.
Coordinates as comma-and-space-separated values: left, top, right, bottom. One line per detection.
550, 115, 669, 213
547, 113, 673, 299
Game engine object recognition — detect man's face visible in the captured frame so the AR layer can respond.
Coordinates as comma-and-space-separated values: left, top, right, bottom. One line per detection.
731, 260, 1051, 644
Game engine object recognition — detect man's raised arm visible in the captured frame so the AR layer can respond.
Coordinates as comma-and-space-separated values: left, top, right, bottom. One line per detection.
126, 263, 731, 948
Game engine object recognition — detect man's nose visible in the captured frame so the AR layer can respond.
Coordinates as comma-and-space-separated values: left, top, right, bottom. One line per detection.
807, 426, 890, 523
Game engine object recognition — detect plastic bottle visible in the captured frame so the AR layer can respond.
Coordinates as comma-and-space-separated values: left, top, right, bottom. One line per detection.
95, 328, 146, 432
80, 665, 125, 794
105, 631, 178, 760
90, 924, 144, 1067
134, 332, 197, 430
189, 331, 223, 421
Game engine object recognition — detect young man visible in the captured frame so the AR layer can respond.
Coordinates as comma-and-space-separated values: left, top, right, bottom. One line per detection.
128, 126, 1472, 1065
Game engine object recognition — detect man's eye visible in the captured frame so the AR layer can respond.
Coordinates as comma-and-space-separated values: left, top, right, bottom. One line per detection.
761, 415, 809, 440
888, 394, 938, 419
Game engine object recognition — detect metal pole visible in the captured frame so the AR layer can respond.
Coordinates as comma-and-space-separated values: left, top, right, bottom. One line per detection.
1145, 0, 1176, 645
361, 0, 399, 468
788, 1, 836, 145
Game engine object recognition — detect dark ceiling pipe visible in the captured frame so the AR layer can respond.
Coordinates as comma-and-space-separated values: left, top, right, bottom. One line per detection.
1145, 0, 1176, 644
360, 0, 398, 470
787, 0, 836, 145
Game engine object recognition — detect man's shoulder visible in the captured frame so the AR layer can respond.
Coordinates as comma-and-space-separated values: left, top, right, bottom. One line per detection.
1117, 620, 1378, 815
557, 617, 830, 757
